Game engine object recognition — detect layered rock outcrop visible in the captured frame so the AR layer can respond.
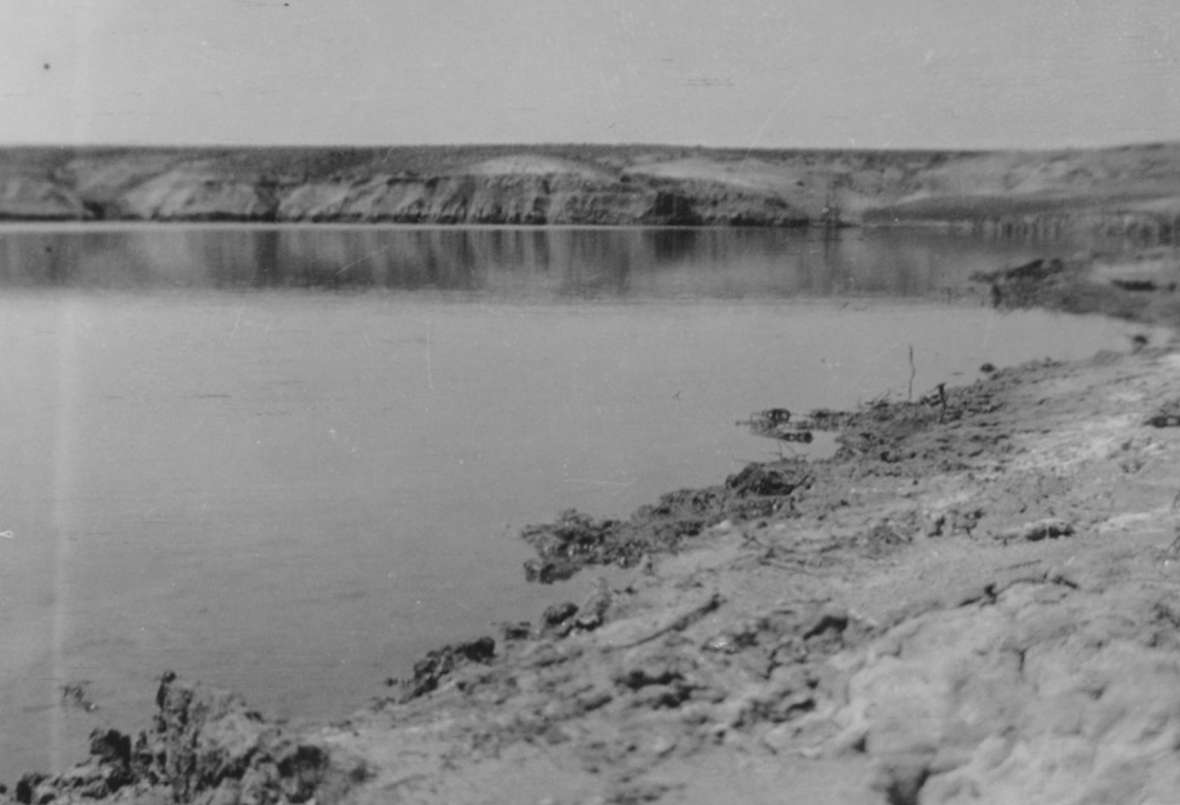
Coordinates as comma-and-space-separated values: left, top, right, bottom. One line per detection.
0, 176, 90, 220
2, 143, 1178, 231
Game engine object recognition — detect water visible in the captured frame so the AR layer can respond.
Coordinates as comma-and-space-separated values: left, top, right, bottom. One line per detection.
0, 225, 1153, 780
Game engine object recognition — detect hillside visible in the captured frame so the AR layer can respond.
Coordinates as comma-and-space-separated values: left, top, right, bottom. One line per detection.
1, 143, 1179, 235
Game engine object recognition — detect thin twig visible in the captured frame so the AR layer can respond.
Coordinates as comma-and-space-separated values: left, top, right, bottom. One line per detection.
908, 344, 916, 402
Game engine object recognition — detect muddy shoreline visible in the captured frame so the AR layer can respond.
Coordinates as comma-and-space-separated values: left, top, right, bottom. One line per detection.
7, 249, 1180, 804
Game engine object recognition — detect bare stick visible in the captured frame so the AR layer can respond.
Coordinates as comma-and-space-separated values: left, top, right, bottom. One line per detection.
908, 344, 916, 402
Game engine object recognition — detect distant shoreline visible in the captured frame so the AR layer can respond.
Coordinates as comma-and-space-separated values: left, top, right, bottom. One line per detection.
1, 143, 1177, 240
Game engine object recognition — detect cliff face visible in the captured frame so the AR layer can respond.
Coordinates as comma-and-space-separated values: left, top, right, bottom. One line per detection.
0, 176, 90, 220
274, 173, 699, 225
102, 169, 810, 226
1, 143, 1179, 231
116, 169, 279, 221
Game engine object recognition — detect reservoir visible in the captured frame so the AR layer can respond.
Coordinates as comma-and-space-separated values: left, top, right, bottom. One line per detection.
0, 224, 1153, 780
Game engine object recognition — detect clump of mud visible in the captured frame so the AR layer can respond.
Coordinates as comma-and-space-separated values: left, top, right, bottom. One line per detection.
521, 510, 626, 583
389, 637, 497, 703
520, 461, 818, 583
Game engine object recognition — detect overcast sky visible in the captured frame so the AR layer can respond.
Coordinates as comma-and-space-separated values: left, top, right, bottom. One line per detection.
2, 0, 1178, 149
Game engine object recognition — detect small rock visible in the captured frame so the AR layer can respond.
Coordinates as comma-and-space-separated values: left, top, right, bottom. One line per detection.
88, 728, 132, 766
924, 513, 947, 538
950, 507, 984, 535
761, 723, 796, 754
997, 518, 1074, 544
539, 601, 578, 636
398, 637, 496, 701
702, 633, 738, 654
726, 462, 811, 497
523, 557, 581, 584
499, 621, 532, 642
648, 734, 677, 758
14, 774, 47, 805
1146, 413, 1180, 428
572, 578, 613, 632
858, 522, 909, 555
1145, 399, 1180, 428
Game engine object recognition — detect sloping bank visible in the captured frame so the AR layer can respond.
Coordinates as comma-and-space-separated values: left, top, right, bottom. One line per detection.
2, 144, 1180, 235
6, 253, 1180, 803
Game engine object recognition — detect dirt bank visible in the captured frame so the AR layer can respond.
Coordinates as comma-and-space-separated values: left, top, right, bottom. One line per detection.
7, 253, 1180, 803
2, 143, 1179, 234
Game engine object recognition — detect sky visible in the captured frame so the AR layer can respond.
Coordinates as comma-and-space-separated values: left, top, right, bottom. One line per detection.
2, 0, 1179, 149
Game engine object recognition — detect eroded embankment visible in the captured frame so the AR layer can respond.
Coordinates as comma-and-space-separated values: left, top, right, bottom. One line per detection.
10, 266, 1180, 804
3, 143, 1180, 235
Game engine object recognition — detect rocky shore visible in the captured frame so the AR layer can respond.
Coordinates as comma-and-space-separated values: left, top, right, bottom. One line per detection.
2, 143, 1180, 236
5, 250, 1179, 803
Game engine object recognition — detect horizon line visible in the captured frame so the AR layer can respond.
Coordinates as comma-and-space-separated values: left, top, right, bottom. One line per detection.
0, 139, 1176, 155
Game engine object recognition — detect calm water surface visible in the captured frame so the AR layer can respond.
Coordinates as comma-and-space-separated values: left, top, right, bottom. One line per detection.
0, 225, 1155, 779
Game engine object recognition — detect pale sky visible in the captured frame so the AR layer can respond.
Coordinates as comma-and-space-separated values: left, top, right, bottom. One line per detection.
2, 0, 1179, 149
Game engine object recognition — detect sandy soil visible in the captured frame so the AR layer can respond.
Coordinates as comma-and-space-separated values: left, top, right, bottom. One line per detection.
8, 249, 1180, 804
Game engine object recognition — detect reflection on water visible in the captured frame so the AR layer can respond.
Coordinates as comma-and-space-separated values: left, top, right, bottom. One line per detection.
0, 225, 1095, 298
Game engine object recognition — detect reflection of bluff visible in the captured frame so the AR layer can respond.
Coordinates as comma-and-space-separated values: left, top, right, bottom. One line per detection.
0, 223, 1050, 300
1, 145, 1179, 235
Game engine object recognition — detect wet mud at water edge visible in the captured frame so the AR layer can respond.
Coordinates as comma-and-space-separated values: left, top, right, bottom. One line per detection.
5, 246, 1180, 804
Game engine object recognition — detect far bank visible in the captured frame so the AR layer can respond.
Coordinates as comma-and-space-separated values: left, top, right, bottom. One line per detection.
2, 143, 1179, 241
